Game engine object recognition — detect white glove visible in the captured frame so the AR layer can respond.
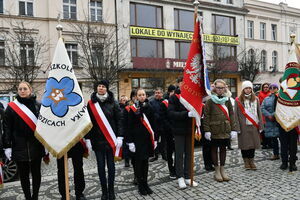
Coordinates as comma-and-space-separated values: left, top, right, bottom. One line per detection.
5, 148, 12, 160
154, 141, 157, 149
204, 132, 211, 141
44, 148, 49, 155
188, 111, 196, 118
128, 143, 136, 153
85, 139, 92, 152
230, 131, 237, 139
116, 137, 123, 148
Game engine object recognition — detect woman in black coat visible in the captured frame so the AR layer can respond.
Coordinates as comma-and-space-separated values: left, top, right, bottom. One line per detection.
86, 80, 122, 200
126, 88, 157, 196
3, 82, 44, 200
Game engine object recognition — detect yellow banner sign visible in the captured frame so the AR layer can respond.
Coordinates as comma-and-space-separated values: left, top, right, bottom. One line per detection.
130, 26, 239, 45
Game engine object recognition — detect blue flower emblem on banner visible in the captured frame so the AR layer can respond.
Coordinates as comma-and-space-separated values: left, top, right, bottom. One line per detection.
42, 77, 82, 117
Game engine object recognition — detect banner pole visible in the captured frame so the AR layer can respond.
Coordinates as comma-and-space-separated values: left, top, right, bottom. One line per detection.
64, 154, 70, 200
189, 0, 200, 188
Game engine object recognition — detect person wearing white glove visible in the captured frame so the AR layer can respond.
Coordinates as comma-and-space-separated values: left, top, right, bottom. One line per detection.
127, 88, 156, 195
2, 82, 44, 200
86, 80, 122, 200
202, 79, 237, 182
204, 132, 211, 141
4, 148, 12, 160
85, 139, 92, 153
230, 131, 237, 139
128, 143, 136, 153
188, 111, 197, 118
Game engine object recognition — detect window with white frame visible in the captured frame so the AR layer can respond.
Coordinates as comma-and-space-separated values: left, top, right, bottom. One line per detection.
65, 43, 78, 66
260, 22, 266, 40
0, 41, 4, 65
19, 0, 33, 16
91, 45, 104, 66
271, 24, 277, 41
248, 49, 255, 63
261, 50, 267, 71
20, 42, 34, 66
247, 20, 254, 39
272, 51, 277, 71
63, 0, 76, 20
0, 0, 4, 14
90, 0, 102, 22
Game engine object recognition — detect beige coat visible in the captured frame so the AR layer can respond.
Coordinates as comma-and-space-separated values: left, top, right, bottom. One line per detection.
234, 97, 263, 150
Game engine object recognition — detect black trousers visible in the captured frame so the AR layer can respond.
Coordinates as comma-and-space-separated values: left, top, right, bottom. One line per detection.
241, 149, 255, 158
16, 158, 42, 200
57, 155, 85, 198
166, 132, 175, 174
174, 135, 191, 179
94, 148, 115, 187
135, 159, 149, 185
279, 127, 298, 163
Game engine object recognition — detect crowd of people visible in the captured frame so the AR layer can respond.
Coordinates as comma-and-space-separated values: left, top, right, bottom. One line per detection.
0, 78, 299, 200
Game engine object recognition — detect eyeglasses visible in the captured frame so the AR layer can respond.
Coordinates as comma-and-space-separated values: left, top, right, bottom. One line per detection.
216, 87, 225, 90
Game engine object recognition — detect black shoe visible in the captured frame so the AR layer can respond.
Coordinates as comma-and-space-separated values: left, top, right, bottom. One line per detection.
133, 176, 138, 185
101, 194, 108, 200
280, 163, 288, 170
289, 163, 297, 172
125, 159, 130, 167
169, 172, 177, 179
205, 165, 215, 171
101, 184, 108, 200
108, 184, 116, 200
149, 156, 158, 162
76, 194, 87, 200
144, 183, 153, 195
138, 184, 147, 196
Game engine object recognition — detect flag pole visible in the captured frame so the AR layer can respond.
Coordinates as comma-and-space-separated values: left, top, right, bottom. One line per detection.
190, 0, 200, 187
56, 23, 70, 200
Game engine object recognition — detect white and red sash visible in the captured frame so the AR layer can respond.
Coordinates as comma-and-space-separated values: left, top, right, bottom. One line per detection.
162, 99, 168, 108
88, 100, 122, 158
8, 99, 37, 131
216, 104, 230, 122
235, 97, 259, 129
130, 104, 155, 149
0, 162, 3, 188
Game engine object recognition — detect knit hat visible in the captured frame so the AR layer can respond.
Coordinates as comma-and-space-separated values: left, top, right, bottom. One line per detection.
97, 80, 109, 90
269, 83, 279, 89
241, 80, 253, 91
167, 84, 176, 92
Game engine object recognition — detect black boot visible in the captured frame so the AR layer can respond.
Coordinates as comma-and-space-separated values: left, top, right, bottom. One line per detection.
149, 154, 158, 162
108, 184, 116, 200
101, 184, 108, 200
138, 183, 147, 196
124, 158, 130, 167
289, 161, 297, 172
133, 176, 138, 185
280, 162, 288, 170
144, 182, 153, 195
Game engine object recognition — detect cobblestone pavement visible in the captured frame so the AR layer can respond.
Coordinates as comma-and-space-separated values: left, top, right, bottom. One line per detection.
1, 141, 299, 200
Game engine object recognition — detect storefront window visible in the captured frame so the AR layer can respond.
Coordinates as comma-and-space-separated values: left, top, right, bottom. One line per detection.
130, 3, 162, 28
131, 38, 163, 58
131, 78, 164, 96
223, 78, 237, 98
213, 15, 235, 36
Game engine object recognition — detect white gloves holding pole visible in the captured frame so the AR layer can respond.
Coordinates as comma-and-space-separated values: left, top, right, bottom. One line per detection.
5, 148, 12, 160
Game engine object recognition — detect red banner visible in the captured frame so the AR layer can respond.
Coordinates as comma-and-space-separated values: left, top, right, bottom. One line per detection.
180, 18, 210, 139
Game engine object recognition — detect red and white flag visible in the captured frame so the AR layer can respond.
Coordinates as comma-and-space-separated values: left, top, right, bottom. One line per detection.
180, 16, 210, 140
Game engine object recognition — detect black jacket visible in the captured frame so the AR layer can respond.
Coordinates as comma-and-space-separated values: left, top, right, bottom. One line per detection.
167, 92, 192, 136
149, 98, 163, 132
86, 91, 122, 151
0, 102, 4, 159
126, 100, 157, 160
3, 96, 45, 161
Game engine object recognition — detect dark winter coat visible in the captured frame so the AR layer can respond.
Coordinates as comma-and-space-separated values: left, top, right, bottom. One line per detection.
203, 99, 236, 139
86, 91, 122, 151
149, 98, 163, 132
0, 102, 4, 160
167, 93, 192, 136
3, 95, 45, 161
126, 100, 157, 160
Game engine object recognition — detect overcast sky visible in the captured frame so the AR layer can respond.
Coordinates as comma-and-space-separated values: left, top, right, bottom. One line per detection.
258, 0, 300, 9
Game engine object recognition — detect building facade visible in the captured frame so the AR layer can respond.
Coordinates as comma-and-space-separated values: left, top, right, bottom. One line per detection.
117, 0, 248, 98
0, 0, 116, 105
244, 0, 300, 90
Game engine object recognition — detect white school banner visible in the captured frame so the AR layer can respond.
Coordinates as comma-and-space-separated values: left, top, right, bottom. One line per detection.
35, 38, 92, 159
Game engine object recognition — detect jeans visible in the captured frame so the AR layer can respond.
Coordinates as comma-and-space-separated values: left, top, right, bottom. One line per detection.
94, 148, 115, 187
16, 158, 42, 200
